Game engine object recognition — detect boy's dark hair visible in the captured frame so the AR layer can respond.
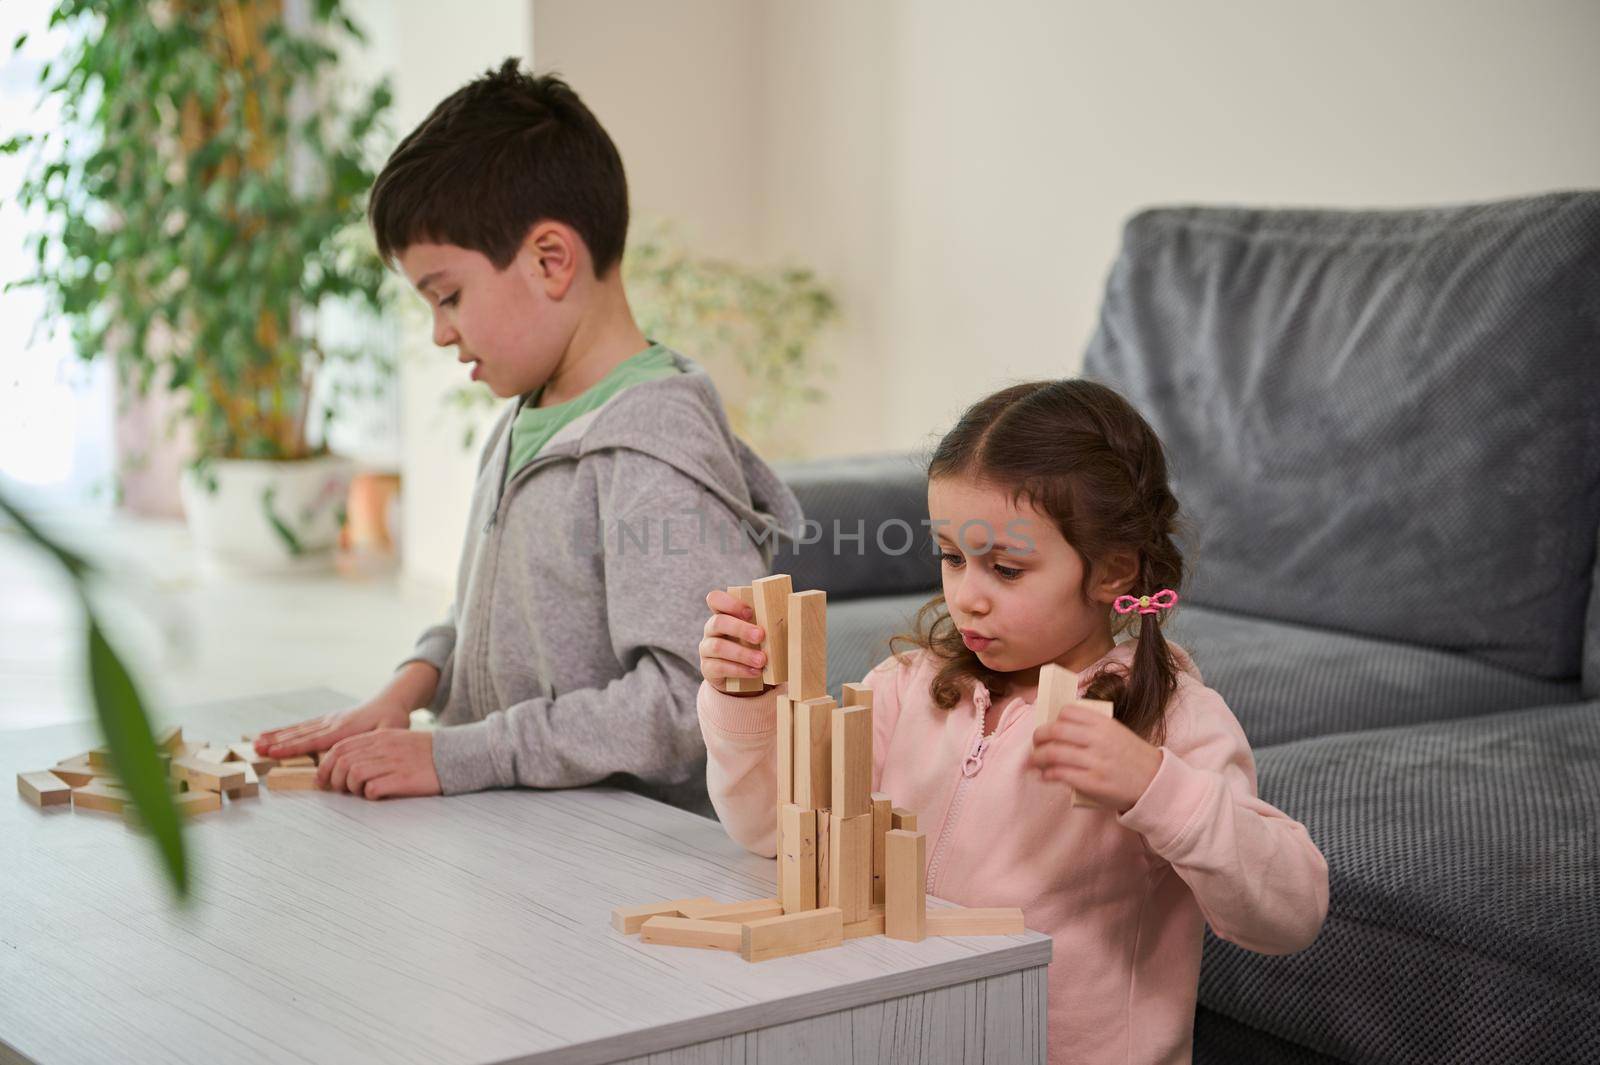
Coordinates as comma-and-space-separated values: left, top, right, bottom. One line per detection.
892, 379, 1189, 745
368, 59, 629, 276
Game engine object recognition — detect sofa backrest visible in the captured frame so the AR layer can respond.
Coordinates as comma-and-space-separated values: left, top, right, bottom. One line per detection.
1586, 532, 1600, 697
1084, 191, 1600, 682
773, 453, 940, 602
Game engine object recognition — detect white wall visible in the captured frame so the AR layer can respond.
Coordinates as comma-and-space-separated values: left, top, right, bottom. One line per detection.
531, 0, 1600, 458
349, 0, 532, 595
869, 0, 1600, 450
385, 0, 1600, 589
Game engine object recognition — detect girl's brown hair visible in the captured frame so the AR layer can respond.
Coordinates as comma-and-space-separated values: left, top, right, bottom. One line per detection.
893, 379, 1188, 744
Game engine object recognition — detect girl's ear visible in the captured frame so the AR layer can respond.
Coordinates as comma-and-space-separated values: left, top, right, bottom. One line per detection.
1091, 549, 1140, 604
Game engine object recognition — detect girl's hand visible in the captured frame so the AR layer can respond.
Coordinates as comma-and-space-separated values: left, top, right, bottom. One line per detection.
699, 589, 768, 694
1029, 703, 1164, 812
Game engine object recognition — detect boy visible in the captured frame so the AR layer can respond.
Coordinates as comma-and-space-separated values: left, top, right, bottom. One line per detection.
254, 60, 801, 816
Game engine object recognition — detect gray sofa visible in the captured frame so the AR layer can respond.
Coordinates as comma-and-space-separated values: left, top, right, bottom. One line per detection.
771, 190, 1600, 1063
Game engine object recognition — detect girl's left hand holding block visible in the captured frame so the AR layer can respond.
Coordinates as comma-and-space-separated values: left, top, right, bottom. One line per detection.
1029, 703, 1164, 813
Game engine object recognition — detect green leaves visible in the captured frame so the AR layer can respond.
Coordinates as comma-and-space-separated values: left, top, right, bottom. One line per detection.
87, 617, 188, 898
621, 221, 838, 456
0, 490, 188, 899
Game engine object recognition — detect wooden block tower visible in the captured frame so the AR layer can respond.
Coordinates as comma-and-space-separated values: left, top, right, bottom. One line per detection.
611, 574, 1028, 961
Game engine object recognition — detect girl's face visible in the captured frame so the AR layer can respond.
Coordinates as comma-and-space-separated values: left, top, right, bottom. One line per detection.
927, 475, 1138, 682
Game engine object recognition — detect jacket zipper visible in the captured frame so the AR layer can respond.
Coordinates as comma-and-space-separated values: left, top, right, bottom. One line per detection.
926, 696, 1021, 895
473, 440, 574, 705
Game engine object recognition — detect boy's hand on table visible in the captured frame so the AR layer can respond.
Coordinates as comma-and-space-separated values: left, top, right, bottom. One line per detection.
1029, 702, 1163, 812
254, 696, 411, 760
319, 729, 442, 800
255, 662, 437, 759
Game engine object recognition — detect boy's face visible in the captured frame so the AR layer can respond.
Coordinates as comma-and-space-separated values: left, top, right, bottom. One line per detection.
928, 475, 1136, 678
396, 237, 578, 399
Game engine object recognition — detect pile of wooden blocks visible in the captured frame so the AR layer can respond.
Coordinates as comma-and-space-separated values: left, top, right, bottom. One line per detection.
16, 725, 326, 821
612, 574, 1026, 963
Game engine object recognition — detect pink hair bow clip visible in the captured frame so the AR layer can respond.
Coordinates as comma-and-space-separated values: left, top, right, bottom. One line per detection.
1114, 589, 1179, 616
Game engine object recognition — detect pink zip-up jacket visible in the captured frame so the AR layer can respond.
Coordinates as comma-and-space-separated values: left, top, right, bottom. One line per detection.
697, 639, 1329, 1065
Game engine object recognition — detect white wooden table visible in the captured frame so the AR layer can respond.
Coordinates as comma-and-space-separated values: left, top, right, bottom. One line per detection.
2, 688, 1051, 1065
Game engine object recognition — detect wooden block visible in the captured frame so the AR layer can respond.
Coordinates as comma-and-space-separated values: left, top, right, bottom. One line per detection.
776, 694, 794, 816
277, 755, 316, 768
193, 746, 230, 766
71, 780, 128, 815
740, 907, 844, 962
227, 742, 276, 772
751, 574, 793, 685
223, 762, 260, 799
1033, 663, 1079, 732
154, 725, 184, 753
264, 766, 319, 791
845, 909, 886, 939
816, 810, 831, 907
885, 830, 926, 942
176, 789, 223, 816
172, 758, 246, 793
722, 585, 764, 693
174, 740, 207, 761
828, 812, 873, 924
86, 746, 115, 769
871, 793, 892, 904
830, 704, 871, 819
48, 758, 104, 788
17, 771, 72, 807
792, 697, 834, 809
786, 589, 827, 701
125, 788, 222, 826
639, 916, 742, 951
779, 804, 817, 914
840, 682, 873, 709
891, 808, 918, 832
676, 898, 785, 923
611, 896, 717, 935
926, 907, 1026, 936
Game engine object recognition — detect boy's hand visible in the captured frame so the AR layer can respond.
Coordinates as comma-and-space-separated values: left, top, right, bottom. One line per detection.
1029, 703, 1163, 812
255, 661, 437, 759
699, 589, 768, 694
254, 696, 411, 760
318, 729, 442, 800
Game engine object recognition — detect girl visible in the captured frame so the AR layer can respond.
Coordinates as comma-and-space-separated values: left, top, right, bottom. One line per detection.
696, 379, 1329, 1065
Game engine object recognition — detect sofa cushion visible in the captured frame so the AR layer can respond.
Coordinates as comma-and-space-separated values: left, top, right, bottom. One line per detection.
1195, 1007, 1348, 1065
1084, 191, 1600, 680
1199, 700, 1600, 1063
823, 591, 933, 697
1164, 603, 1583, 747
774, 453, 940, 602
1586, 524, 1600, 698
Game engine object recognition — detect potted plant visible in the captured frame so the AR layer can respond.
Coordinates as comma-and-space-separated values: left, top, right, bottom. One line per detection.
623, 221, 838, 458
6, 0, 393, 572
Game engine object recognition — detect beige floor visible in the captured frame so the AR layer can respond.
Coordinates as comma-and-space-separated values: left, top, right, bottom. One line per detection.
0, 507, 450, 733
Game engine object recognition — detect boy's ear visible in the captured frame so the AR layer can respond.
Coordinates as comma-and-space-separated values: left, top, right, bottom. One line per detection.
525, 221, 581, 299
1091, 550, 1140, 603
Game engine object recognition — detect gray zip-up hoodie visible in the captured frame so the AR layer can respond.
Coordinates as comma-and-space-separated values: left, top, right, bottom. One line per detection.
402, 351, 803, 816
